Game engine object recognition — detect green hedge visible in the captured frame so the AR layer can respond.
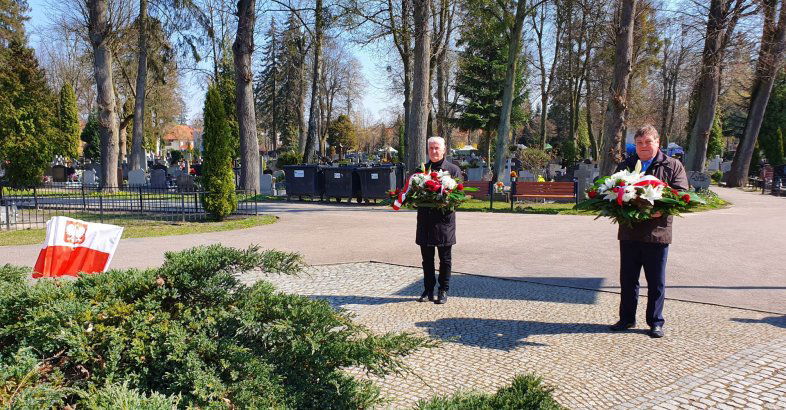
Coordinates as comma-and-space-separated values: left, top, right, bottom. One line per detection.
417, 374, 564, 410
0, 245, 432, 409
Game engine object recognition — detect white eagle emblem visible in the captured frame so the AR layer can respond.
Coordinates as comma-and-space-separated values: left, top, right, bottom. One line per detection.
64, 221, 87, 245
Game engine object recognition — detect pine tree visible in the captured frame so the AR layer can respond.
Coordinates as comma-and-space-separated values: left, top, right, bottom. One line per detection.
0, 38, 57, 186
217, 52, 240, 158
255, 18, 281, 151
277, 13, 307, 151
81, 112, 101, 162
327, 115, 356, 150
707, 113, 724, 159
759, 73, 786, 166
201, 84, 237, 220
451, 0, 527, 161
0, 0, 28, 46
57, 83, 80, 159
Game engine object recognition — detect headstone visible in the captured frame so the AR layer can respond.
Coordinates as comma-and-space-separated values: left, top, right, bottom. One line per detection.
721, 161, 732, 173
52, 165, 67, 182
688, 171, 711, 190
176, 174, 196, 192
128, 169, 146, 187
260, 173, 274, 195
707, 156, 722, 172
520, 170, 536, 182
575, 169, 593, 199
150, 169, 167, 189
82, 170, 97, 186
167, 165, 182, 178
467, 167, 485, 181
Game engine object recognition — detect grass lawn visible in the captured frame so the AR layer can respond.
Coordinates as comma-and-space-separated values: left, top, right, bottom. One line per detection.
0, 214, 277, 247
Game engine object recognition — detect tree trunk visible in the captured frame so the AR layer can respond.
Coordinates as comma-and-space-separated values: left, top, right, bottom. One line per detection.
303, 0, 324, 163
233, 0, 260, 191
130, 0, 148, 171
88, 0, 119, 192
586, 77, 598, 161
685, 0, 728, 171
727, 0, 786, 187
598, 0, 637, 175
407, 0, 431, 171
493, 0, 527, 180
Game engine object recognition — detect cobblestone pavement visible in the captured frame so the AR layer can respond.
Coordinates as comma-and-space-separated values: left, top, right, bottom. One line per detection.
243, 263, 786, 409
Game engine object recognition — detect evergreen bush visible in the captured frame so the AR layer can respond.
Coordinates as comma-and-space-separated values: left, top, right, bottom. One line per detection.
201, 84, 238, 220
0, 245, 431, 409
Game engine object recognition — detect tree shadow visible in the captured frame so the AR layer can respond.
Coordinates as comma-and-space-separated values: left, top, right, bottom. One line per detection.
394, 275, 604, 305
309, 294, 412, 310
414, 317, 621, 351
730, 315, 786, 329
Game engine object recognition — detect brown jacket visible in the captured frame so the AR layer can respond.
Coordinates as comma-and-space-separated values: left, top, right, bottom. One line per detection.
616, 151, 689, 244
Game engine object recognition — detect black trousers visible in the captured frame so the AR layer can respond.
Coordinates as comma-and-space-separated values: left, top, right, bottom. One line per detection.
619, 240, 669, 327
420, 245, 452, 292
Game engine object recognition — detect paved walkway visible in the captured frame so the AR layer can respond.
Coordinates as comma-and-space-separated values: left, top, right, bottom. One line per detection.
246, 262, 786, 409
2, 187, 784, 313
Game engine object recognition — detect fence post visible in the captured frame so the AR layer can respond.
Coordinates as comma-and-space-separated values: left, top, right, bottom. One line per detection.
4, 200, 10, 230
510, 180, 516, 211
138, 186, 144, 215
181, 191, 186, 222
99, 195, 104, 223
33, 186, 38, 209
254, 189, 258, 215
488, 181, 493, 211
81, 185, 87, 211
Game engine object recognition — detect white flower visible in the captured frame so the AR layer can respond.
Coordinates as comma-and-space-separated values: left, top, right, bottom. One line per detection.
639, 184, 663, 205
441, 176, 457, 190
411, 173, 427, 187
603, 185, 636, 203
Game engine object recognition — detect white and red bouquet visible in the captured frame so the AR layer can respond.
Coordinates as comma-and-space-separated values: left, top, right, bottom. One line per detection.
575, 161, 704, 226
389, 165, 475, 212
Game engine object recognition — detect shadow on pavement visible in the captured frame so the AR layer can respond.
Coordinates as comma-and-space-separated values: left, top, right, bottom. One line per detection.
414, 317, 618, 351
395, 275, 604, 305
309, 295, 411, 309
730, 316, 786, 329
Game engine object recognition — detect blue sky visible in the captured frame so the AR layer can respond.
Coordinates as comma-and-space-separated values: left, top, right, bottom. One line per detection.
23, 0, 395, 124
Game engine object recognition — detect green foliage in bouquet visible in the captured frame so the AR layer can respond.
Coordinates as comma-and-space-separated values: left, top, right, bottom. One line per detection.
0, 245, 433, 409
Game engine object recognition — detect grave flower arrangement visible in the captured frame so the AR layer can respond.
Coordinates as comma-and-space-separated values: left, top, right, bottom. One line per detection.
389, 165, 475, 212
574, 161, 704, 226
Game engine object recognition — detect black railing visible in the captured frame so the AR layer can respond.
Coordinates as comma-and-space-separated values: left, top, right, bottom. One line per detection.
0, 184, 262, 231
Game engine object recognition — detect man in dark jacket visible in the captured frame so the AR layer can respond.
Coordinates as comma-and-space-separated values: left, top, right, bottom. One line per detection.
610, 125, 689, 338
416, 136, 462, 305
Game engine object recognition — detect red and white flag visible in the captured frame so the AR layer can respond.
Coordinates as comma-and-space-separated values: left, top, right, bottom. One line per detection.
33, 216, 123, 278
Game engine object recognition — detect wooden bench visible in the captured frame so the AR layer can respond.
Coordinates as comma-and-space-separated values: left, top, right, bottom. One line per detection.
512, 181, 577, 203
463, 181, 492, 200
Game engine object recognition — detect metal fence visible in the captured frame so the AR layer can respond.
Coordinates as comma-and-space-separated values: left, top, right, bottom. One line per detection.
0, 184, 262, 231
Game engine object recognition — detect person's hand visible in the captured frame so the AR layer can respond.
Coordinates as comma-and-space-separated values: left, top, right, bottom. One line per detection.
652, 211, 663, 218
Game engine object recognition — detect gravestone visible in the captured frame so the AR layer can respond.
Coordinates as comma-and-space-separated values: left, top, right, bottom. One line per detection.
128, 169, 146, 187
707, 156, 722, 172
150, 169, 167, 189
176, 174, 196, 192
520, 170, 536, 182
260, 173, 274, 195
721, 161, 732, 173
82, 170, 97, 186
167, 165, 182, 178
688, 171, 711, 190
467, 167, 485, 181
52, 165, 67, 182
575, 169, 593, 199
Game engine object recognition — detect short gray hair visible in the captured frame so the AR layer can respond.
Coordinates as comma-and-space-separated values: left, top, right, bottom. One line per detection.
634, 125, 660, 141
427, 136, 446, 149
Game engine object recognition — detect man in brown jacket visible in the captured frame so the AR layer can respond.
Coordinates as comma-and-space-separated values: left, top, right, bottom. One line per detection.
609, 125, 689, 338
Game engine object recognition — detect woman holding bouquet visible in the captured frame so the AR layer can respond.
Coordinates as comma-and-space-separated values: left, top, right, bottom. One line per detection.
610, 125, 688, 338
416, 136, 462, 304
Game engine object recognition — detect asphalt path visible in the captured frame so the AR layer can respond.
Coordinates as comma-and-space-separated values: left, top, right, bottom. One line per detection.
2, 187, 784, 313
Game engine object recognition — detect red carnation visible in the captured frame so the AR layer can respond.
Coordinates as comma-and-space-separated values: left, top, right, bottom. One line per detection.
681, 194, 691, 203
588, 190, 597, 199
457, 184, 464, 190
430, 172, 438, 179
671, 189, 679, 196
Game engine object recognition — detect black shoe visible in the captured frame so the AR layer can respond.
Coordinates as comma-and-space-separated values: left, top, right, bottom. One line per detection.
434, 289, 447, 304
609, 320, 636, 331
649, 325, 664, 338
418, 290, 434, 302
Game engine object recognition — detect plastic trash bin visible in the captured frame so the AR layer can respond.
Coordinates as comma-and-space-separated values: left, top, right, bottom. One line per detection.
357, 166, 397, 200
283, 165, 325, 200
323, 165, 361, 203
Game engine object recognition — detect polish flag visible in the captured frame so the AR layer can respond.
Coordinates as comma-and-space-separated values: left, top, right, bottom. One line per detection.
32, 216, 123, 278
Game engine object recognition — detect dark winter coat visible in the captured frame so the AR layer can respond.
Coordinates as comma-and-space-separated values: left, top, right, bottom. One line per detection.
616, 150, 689, 244
415, 158, 462, 247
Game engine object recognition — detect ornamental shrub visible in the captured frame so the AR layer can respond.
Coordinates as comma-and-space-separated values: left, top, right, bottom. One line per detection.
276, 150, 302, 169
0, 245, 431, 409
416, 374, 564, 410
201, 84, 238, 220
